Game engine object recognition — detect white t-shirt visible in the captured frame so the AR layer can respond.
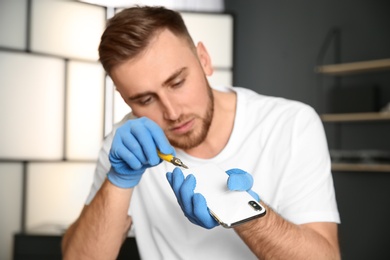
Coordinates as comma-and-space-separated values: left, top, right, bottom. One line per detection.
86, 86, 340, 260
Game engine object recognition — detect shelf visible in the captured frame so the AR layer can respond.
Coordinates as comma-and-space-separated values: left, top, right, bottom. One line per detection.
321, 112, 390, 122
315, 58, 390, 75
332, 163, 390, 172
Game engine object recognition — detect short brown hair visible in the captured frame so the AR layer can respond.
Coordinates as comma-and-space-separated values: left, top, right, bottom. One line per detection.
98, 6, 195, 75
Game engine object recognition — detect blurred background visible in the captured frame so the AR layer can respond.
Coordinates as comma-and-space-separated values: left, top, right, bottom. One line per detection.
1, 0, 389, 259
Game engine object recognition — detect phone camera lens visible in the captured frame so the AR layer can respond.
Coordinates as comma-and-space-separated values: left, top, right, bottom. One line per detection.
248, 200, 262, 211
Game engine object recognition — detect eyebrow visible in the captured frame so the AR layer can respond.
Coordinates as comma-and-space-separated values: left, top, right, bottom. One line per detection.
127, 67, 187, 101
162, 67, 187, 87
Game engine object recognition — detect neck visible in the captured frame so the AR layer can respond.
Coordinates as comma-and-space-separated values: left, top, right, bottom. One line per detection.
184, 89, 236, 159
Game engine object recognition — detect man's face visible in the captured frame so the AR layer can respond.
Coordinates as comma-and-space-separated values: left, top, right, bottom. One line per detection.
110, 29, 214, 150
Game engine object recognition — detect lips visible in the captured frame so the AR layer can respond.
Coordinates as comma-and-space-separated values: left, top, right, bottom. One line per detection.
170, 118, 194, 134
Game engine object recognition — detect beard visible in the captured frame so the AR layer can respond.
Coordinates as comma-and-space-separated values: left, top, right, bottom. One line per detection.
166, 85, 214, 150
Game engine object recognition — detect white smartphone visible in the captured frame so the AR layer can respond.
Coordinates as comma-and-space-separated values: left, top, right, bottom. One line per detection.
182, 164, 266, 228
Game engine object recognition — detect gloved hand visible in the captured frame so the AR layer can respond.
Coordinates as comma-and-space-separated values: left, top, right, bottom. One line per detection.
166, 167, 259, 229
226, 168, 260, 202
108, 117, 174, 188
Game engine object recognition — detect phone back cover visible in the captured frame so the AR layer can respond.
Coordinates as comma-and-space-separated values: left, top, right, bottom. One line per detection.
182, 164, 265, 227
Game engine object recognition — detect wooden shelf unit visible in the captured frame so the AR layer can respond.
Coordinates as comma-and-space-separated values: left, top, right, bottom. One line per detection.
321, 112, 390, 122
332, 163, 390, 172
315, 58, 390, 75
316, 57, 390, 172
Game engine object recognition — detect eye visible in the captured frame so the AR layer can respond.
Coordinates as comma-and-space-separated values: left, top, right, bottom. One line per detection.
138, 96, 154, 105
172, 79, 185, 88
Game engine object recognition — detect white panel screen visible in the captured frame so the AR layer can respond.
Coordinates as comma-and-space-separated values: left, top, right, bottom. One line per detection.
114, 89, 131, 124
0, 163, 23, 260
0, 1, 27, 50
208, 70, 233, 87
26, 162, 95, 229
0, 51, 65, 160
182, 13, 233, 68
106, 76, 131, 126
67, 61, 105, 160
103, 76, 132, 135
31, 0, 105, 60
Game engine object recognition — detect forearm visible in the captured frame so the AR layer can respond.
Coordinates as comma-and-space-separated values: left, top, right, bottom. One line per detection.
234, 204, 340, 260
62, 179, 133, 260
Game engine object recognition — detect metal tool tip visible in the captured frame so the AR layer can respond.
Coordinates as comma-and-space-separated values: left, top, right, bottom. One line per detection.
172, 157, 188, 169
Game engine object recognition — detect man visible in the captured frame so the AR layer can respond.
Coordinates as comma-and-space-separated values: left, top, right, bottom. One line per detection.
62, 6, 340, 259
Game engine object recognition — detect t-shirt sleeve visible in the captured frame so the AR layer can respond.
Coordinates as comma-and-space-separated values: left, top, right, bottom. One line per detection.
85, 133, 113, 205
278, 105, 340, 224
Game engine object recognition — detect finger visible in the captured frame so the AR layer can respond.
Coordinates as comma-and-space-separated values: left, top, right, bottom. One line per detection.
225, 168, 247, 176
166, 171, 173, 187
247, 189, 260, 202
180, 175, 202, 226
168, 170, 199, 225
193, 193, 218, 229
118, 129, 148, 165
179, 174, 196, 216
143, 118, 175, 156
130, 122, 160, 165
226, 168, 253, 191
171, 168, 185, 205
111, 144, 142, 170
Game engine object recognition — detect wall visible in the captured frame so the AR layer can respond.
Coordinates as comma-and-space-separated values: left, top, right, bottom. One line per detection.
0, 1, 233, 259
225, 0, 390, 109
225, 0, 390, 259
0, 2, 106, 260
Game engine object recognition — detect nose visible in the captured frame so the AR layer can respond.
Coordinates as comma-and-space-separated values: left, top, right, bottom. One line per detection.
160, 95, 180, 121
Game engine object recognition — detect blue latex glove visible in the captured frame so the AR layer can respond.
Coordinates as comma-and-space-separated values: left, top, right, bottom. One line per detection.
226, 168, 260, 202
166, 167, 259, 229
108, 117, 174, 188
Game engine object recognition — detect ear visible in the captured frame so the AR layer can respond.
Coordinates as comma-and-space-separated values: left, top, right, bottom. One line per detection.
196, 42, 213, 76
